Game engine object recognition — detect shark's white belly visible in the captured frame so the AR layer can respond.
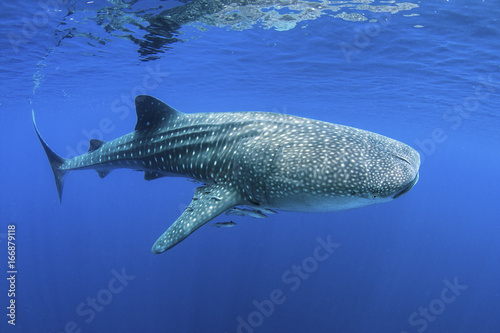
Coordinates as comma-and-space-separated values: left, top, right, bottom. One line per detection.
267, 194, 393, 213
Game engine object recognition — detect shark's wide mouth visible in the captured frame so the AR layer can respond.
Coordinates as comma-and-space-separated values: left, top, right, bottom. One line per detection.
393, 173, 419, 199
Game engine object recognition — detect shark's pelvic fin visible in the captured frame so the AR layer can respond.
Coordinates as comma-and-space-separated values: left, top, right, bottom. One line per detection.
134, 95, 183, 132
32, 111, 68, 202
96, 169, 112, 179
144, 171, 167, 181
151, 184, 243, 254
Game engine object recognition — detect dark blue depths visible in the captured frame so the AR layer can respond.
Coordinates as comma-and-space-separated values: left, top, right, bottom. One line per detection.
0, 0, 499, 332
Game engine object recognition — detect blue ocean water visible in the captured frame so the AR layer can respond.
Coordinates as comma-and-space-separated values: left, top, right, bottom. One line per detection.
1, 0, 500, 332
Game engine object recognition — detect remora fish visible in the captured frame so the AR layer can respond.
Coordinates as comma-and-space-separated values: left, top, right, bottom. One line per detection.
211, 221, 237, 228
225, 207, 268, 219
34, 95, 420, 254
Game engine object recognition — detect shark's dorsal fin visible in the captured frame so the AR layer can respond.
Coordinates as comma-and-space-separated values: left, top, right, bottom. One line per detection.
151, 184, 243, 253
134, 95, 183, 132
88, 139, 106, 152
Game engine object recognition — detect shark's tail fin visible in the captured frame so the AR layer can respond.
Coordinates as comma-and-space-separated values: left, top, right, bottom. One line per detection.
32, 111, 68, 202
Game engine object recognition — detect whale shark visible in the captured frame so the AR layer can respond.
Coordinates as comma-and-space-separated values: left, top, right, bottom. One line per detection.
34, 95, 420, 254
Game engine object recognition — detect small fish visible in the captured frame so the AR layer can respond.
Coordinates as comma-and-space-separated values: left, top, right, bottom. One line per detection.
211, 221, 237, 228
187, 179, 205, 185
225, 207, 268, 219
256, 208, 278, 215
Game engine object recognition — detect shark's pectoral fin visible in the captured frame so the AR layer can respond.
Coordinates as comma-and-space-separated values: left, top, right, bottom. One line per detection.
151, 184, 243, 254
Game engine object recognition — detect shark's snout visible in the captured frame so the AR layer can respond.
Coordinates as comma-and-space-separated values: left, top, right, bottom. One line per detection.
393, 172, 419, 199
387, 148, 420, 199
364, 141, 420, 200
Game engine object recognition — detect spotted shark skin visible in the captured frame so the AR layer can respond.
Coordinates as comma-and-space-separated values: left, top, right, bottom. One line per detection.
34, 95, 420, 254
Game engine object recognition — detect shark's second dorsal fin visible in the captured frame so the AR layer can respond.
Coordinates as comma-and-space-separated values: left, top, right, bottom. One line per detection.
134, 95, 183, 132
88, 139, 106, 152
